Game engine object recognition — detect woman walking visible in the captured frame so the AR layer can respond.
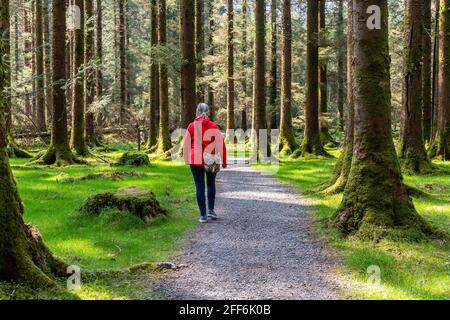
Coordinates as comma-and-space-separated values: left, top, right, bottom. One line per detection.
184, 103, 227, 223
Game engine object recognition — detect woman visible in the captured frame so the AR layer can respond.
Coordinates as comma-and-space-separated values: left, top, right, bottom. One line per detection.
183, 103, 227, 223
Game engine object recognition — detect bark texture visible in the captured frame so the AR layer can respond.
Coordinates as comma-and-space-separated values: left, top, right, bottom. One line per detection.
400, 0, 432, 173
300, 0, 327, 157
147, 0, 159, 150
225, 0, 235, 142
335, 0, 434, 241
181, 0, 197, 128
279, 0, 297, 157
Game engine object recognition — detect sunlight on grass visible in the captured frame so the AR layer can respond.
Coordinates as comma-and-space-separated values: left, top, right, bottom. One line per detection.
256, 151, 450, 300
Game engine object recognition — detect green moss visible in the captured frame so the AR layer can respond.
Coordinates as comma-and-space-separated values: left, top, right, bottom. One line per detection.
116, 152, 150, 166
79, 187, 168, 221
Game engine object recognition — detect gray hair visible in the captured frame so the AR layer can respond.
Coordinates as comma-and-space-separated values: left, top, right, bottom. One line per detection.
196, 103, 210, 118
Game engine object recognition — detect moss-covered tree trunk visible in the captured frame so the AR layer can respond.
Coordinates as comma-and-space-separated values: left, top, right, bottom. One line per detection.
34, 0, 46, 132
146, 0, 159, 150
335, 0, 434, 241
321, 0, 354, 194
70, 0, 88, 156
268, 0, 278, 131
400, 0, 432, 173
278, 0, 296, 157
225, 0, 235, 142
0, 0, 67, 286
240, 0, 248, 131
34, 0, 80, 166
336, 0, 345, 130
423, 0, 433, 143
157, 0, 171, 154
253, 0, 268, 159
195, 0, 204, 103
181, 0, 196, 128
85, 0, 99, 147
300, 0, 328, 157
429, 0, 450, 160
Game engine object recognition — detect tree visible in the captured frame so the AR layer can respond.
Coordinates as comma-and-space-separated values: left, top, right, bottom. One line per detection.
432, 0, 440, 138
429, 0, 450, 160
70, 0, 89, 156
34, 0, 80, 165
336, 0, 345, 130
423, 0, 432, 143
225, 0, 235, 142
268, 0, 278, 130
43, 0, 53, 120
118, 0, 127, 124
206, 0, 215, 120
35, 0, 46, 132
399, 0, 432, 173
146, 0, 159, 149
278, 0, 296, 157
181, 0, 196, 128
300, 0, 327, 156
195, 0, 204, 103
157, 0, 171, 153
318, 0, 335, 146
240, 0, 248, 131
321, 0, 354, 194
253, 0, 268, 158
85, 0, 99, 146
334, 0, 434, 240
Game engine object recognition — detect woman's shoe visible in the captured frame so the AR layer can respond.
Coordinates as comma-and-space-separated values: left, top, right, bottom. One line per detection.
207, 211, 218, 220
199, 216, 208, 223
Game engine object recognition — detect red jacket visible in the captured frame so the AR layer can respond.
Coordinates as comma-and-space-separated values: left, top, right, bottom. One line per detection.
183, 117, 227, 167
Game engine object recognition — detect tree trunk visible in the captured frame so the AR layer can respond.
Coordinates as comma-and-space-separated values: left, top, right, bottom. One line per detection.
300, 0, 327, 156
423, 0, 432, 143
118, 0, 127, 125
181, 0, 196, 128
278, 0, 296, 157
268, 0, 278, 130
336, 0, 345, 130
1, 2, 67, 282
195, 0, 205, 103
34, 0, 80, 166
69, 0, 88, 156
85, 0, 98, 146
431, 0, 440, 138
253, 0, 268, 159
147, 0, 159, 149
429, 0, 450, 159
35, 0, 46, 132
240, 0, 248, 131
95, 0, 103, 127
335, 0, 434, 241
225, 0, 235, 142
319, 0, 335, 146
157, 0, 171, 153
207, 0, 215, 121
43, 0, 53, 121
400, 0, 432, 173
321, 0, 354, 194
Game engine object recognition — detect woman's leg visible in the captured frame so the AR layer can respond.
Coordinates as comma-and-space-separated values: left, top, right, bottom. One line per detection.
190, 165, 206, 217
206, 172, 217, 213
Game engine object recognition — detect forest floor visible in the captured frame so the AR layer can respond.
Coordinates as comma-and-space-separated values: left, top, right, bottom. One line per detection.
256, 149, 450, 300
0, 145, 448, 300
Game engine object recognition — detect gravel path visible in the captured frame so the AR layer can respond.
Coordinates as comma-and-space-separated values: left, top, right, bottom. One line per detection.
154, 163, 344, 300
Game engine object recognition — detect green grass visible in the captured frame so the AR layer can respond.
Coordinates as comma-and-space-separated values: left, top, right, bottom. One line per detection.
1, 146, 197, 300
256, 150, 450, 300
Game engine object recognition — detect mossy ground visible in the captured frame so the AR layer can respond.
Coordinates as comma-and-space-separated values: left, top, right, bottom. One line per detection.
256, 148, 450, 300
0, 144, 197, 300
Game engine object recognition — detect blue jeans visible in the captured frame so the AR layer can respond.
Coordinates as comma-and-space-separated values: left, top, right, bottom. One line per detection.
190, 165, 217, 218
